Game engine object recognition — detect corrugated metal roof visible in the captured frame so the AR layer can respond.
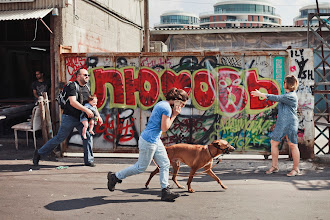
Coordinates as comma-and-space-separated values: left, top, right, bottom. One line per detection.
0, 8, 53, 21
151, 25, 329, 34
153, 25, 317, 31
0, 0, 65, 11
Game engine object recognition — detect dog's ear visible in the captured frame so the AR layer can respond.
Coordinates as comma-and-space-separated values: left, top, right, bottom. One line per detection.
214, 139, 229, 149
212, 139, 222, 147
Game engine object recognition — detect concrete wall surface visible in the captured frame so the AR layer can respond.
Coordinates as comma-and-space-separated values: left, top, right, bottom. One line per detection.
61, 0, 143, 53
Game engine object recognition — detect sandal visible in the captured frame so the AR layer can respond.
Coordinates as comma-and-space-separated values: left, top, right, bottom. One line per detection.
265, 166, 279, 174
287, 169, 300, 177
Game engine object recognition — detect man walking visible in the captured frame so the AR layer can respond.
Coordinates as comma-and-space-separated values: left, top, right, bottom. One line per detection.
33, 69, 102, 167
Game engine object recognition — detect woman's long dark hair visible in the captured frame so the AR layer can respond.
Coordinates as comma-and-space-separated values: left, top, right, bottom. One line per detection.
165, 88, 189, 101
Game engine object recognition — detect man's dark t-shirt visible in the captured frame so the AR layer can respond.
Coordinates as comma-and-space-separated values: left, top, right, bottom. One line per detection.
63, 81, 90, 119
32, 80, 50, 96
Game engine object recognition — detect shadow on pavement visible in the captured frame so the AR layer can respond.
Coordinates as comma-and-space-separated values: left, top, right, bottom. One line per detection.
45, 196, 160, 211
0, 163, 94, 173
0, 163, 58, 172
164, 167, 330, 191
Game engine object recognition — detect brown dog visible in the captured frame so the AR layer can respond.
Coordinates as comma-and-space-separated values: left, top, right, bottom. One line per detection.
145, 139, 235, 193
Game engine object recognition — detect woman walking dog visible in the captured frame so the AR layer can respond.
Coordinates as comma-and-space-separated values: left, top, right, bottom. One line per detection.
107, 87, 189, 201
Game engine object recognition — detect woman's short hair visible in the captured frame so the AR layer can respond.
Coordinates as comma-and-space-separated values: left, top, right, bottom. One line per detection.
284, 75, 299, 92
87, 94, 97, 102
165, 88, 189, 101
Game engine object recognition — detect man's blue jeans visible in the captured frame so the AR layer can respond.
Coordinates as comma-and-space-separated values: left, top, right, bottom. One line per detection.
116, 136, 170, 189
38, 114, 94, 164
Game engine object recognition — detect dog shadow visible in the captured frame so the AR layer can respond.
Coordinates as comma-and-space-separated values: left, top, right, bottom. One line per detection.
120, 186, 222, 196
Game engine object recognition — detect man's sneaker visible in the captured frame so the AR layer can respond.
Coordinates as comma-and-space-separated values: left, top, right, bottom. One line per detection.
161, 186, 180, 202
33, 149, 40, 166
85, 162, 96, 167
107, 172, 122, 191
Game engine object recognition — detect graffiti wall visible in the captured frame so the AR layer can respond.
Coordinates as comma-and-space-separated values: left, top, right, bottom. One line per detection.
61, 51, 314, 156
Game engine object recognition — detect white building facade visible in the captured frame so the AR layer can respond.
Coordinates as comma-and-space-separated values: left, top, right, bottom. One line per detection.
199, 0, 281, 28
154, 10, 200, 28
293, 2, 330, 26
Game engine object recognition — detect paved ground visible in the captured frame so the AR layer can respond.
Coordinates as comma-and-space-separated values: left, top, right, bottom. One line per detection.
0, 138, 330, 220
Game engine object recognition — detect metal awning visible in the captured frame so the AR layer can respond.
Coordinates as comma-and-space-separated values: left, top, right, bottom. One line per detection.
0, 8, 53, 21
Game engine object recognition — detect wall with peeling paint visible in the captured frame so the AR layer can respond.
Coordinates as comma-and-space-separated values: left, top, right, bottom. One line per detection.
60, 50, 314, 157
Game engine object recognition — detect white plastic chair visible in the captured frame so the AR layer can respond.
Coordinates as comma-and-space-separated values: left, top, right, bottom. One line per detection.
11, 106, 42, 150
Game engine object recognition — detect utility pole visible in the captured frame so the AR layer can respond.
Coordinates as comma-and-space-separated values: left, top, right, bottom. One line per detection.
144, 0, 149, 52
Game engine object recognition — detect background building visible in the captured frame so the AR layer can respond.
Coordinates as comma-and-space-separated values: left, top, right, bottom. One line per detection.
154, 10, 199, 28
0, 0, 144, 133
294, 2, 330, 26
0, 0, 144, 101
199, 0, 281, 28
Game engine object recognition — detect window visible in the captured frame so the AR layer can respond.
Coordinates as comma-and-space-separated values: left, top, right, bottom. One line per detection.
201, 17, 210, 23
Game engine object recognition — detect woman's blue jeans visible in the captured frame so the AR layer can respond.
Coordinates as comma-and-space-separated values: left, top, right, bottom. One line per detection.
37, 114, 94, 164
116, 136, 170, 189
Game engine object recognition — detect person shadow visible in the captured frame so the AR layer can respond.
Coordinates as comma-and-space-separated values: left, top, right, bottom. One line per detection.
45, 195, 160, 211
45, 187, 190, 211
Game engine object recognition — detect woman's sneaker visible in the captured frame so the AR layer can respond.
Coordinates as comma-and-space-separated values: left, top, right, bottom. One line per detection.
161, 186, 180, 201
107, 172, 122, 191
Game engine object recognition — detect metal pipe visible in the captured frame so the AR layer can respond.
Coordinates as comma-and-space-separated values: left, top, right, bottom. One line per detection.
144, 0, 149, 52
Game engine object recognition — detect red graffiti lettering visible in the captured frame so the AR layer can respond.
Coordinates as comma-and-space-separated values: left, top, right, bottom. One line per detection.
95, 114, 115, 142
66, 57, 86, 77
117, 116, 135, 142
218, 68, 247, 114
137, 68, 160, 107
290, 66, 296, 72
141, 57, 171, 68
124, 68, 136, 106
193, 70, 216, 108
95, 113, 136, 143
246, 70, 279, 110
93, 68, 125, 108
161, 69, 192, 96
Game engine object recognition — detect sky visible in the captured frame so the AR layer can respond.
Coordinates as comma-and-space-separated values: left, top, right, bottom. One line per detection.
149, 0, 328, 28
